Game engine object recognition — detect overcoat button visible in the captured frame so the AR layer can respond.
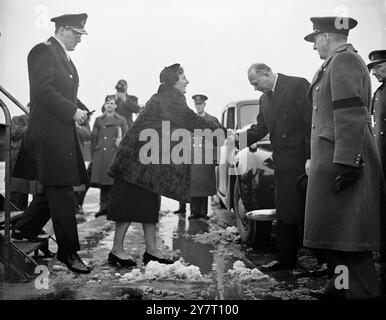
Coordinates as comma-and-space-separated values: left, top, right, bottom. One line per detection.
69, 74, 73, 79
316, 87, 319, 91
104, 136, 107, 139
103, 148, 107, 151
282, 133, 287, 138
312, 124, 315, 129
313, 106, 318, 111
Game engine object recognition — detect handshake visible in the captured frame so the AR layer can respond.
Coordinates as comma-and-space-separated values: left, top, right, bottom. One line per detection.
226, 129, 240, 144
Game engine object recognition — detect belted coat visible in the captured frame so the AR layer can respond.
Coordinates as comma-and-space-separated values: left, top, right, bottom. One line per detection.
108, 86, 226, 202
91, 113, 128, 186
304, 44, 386, 252
191, 112, 222, 197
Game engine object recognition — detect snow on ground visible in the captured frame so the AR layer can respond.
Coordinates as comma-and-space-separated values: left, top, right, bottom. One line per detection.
226, 260, 274, 283
118, 259, 210, 283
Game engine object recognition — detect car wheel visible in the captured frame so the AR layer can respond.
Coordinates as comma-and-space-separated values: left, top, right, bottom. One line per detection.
233, 180, 255, 245
233, 180, 273, 249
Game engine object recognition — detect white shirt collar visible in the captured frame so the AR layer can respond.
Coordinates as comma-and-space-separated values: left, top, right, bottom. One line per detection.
54, 36, 70, 61
271, 73, 279, 93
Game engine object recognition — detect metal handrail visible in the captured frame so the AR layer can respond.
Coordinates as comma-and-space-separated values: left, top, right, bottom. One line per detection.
0, 85, 29, 116
0, 85, 29, 280
0, 98, 12, 279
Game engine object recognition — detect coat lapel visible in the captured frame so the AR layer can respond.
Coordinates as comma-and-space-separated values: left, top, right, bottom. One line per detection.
308, 44, 355, 102
267, 74, 289, 132
48, 37, 77, 79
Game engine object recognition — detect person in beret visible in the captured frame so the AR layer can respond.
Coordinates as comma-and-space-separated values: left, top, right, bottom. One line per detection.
189, 94, 222, 220
106, 64, 226, 267
113, 79, 142, 129
303, 16, 385, 298
12, 13, 91, 274
368, 50, 386, 264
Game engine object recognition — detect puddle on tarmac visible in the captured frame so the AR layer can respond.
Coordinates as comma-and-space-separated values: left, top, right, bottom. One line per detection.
157, 202, 249, 300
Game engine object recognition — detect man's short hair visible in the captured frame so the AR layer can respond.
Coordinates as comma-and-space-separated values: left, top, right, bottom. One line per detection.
248, 63, 272, 76
327, 33, 348, 42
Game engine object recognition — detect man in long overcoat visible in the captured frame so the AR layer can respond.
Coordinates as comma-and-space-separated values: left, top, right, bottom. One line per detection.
189, 94, 221, 219
304, 17, 386, 298
237, 63, 312, 270
368, 49, 386, 263
12, 14, 91, 274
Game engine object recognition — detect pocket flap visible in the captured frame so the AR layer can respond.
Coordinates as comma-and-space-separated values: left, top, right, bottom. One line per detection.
318, 125, 335, 142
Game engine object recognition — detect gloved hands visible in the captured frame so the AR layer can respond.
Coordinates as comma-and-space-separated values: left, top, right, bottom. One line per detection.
332, 163, 360, 193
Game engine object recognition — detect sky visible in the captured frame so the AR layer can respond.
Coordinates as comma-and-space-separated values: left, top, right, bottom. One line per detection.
0, 0, 385, 125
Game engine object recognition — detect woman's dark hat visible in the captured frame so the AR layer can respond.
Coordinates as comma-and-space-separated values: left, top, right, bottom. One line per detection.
51, 13, 88, 34
367, 50, 386, 70
304, 16, 357, 42
159, 63, 183, 87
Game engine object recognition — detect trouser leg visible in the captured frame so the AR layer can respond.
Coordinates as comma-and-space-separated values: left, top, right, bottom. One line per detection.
10, 192, 29, 211
276, 221, 299, 267
44, 186, 80, 256
200, 197, 208, 216
13, 193, 51, 238
325, 250, 379, 299
78, 162, 92, 206
100, 185, 112, 212
190, 197, 201, 217
179, 202, 186, 211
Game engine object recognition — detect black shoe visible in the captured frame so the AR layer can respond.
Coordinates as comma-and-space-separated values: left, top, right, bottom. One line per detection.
143, 251, 174, 265
57, 253, 91, 274
260, 260, 295, 271
95, 210, 107, 218
108, 252, 137, 268
11, 229, 49, 242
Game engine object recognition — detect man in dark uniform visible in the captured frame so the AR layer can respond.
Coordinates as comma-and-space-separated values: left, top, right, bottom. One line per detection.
304, 17, 385, 298
114, 79, 142, 129
235, 63, 312, 271
368, 50, 386, 264
189, 94, 222, 220
12, 14, 91, 274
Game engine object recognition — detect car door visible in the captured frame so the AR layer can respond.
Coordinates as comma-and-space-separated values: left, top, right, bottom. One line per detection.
217, 106, 236, 209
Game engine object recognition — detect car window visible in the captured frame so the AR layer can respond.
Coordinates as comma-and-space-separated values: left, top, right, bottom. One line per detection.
221, 110, 226, 126
239, 104, 259, 128
227, 107, 235, 129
